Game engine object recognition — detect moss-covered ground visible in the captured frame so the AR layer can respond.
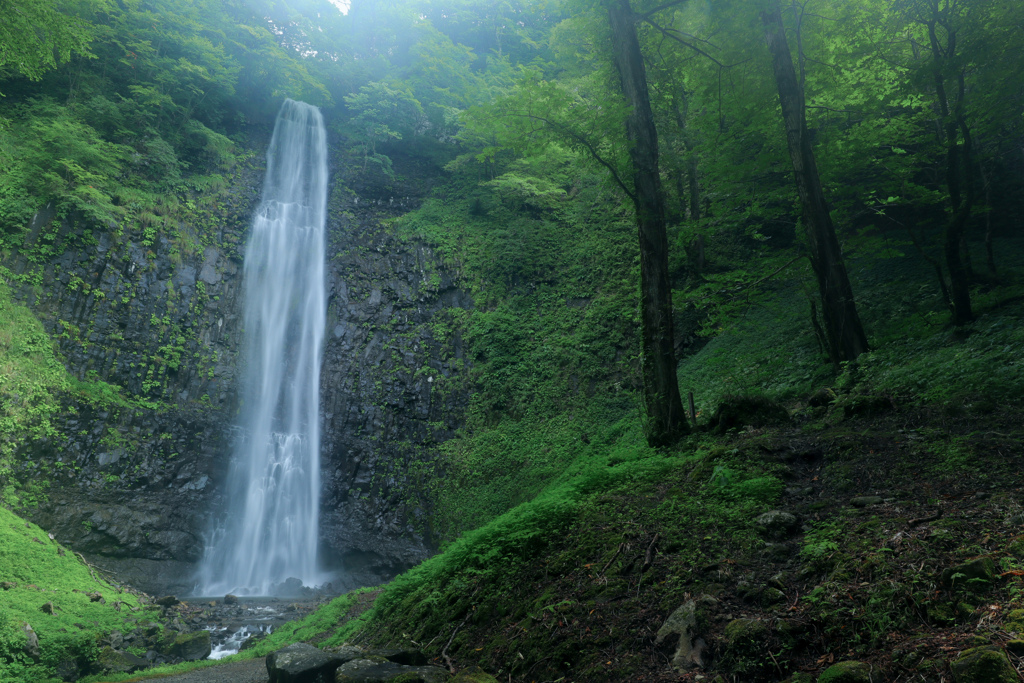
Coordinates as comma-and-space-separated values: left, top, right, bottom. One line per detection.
231, 400, 1019, 682
10, 294, 1024, 681
0, 506, 160, 682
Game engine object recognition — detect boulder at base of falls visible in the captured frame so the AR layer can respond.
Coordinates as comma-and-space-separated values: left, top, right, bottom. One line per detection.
161, 630, 211, 661
334, 658, 451, 682
96, 647, 150, 674
267, 642, 359, 683
368, 648, 427, 666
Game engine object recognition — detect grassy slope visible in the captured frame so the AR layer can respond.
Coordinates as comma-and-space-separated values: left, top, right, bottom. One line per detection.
0, 281, 70, 507
0, 275, 177, 683
0, 506, 149, 683
229, 402, 1024, 681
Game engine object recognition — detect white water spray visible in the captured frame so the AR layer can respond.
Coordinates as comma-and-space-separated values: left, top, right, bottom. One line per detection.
198, 99, 328, 595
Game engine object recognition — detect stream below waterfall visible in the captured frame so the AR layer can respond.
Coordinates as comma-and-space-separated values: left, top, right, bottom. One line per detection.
188, 596, 331, 660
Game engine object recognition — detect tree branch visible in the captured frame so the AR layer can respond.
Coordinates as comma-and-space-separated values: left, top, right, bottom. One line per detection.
691, 255, 804, 304
642, 20, 725, 67
806, 104, 861, 114
642, 19, 751, 69
507, 112, 637, 203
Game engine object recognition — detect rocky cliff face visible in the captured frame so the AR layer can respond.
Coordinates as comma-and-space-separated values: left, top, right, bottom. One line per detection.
7, 140, 469, 595
198, 148, 473, 592
6, 155, 260, 594
318, 190, 472, 589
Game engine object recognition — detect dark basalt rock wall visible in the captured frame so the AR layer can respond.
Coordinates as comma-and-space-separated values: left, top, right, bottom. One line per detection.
318, 195, 471, 588
7, 142, 469, 595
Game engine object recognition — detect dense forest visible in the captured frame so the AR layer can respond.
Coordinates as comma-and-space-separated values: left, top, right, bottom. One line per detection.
1, 0, 1023, 681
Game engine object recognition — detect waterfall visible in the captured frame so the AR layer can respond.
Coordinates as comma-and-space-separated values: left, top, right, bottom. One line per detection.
197, 99, 328, 596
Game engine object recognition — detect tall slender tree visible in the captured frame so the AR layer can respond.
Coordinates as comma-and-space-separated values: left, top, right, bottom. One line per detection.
760, 0, 869, 363
895, 0, 977, 325
607, 0, 688, 446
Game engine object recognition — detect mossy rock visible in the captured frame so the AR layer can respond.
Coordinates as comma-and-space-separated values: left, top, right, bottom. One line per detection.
925, 601, 956, 626
950, 646, 1017, 683
939, 558, 996, 589
707, 395, 789, 434
163, 630, 211, 661
96, 646, 149, 674
817, 660, 874, 683
761, 587, 786, 605
1004, 608, 1024, 633
719, 619, 771, 676
724, 618, 768, 643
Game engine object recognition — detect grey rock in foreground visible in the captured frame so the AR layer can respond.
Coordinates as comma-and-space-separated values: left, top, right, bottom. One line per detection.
96, 646, 150, 674
334, 658, 451, 682
755, 510, 799, 540
161, 630, 212, 662
655, 599, 708, 670
267, 643, 361, 683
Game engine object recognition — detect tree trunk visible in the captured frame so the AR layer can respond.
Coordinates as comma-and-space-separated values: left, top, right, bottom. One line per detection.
670, 91, 701, 222
687, 153, 700, 222
928, 19, 974, 325
979, 163, 997, 278
607, 0, 688, 447
761, 1, 868, 363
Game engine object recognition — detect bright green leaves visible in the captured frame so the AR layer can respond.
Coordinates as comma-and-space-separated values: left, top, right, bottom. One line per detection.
1, 101, 131, 227
0, 0, 105, 84
344, 81, 425, 175
481, 147, 576, 211
461, 69, 632, 197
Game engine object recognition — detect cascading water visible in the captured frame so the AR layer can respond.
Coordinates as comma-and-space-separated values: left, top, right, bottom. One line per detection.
197, 99, 328, 596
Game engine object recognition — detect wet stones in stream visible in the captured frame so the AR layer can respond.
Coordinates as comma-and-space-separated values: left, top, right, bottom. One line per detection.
201, 596, 325, 658
78, 596, 326, 680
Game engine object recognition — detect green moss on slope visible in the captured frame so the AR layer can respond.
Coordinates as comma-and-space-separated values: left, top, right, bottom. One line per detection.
0, 280, 70, 507
0, 506, 145, 682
